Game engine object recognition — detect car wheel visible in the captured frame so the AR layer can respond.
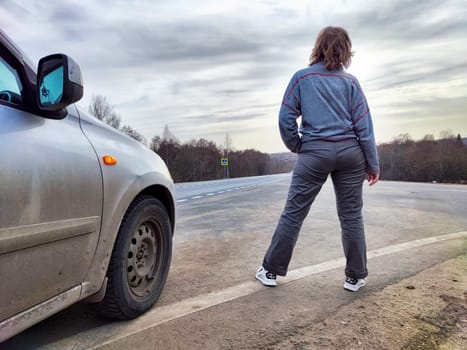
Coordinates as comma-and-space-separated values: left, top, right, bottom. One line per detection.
96, 196, 172, 319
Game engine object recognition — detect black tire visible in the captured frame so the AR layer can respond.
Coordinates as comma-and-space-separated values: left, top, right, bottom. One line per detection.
95, 196, 172, 319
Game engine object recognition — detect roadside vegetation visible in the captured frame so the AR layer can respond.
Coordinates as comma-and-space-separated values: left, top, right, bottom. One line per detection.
379, 133, 467, 184
88, 95, 466, 184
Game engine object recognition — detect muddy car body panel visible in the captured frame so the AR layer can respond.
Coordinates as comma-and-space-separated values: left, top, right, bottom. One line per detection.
0, 29, 175, 341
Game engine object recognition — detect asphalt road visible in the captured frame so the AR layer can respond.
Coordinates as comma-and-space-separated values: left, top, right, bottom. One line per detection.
174, 173, 288, 203
3, 174, 467, 349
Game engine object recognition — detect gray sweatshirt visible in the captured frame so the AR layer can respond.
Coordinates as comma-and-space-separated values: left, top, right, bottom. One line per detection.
279, 60, 380, 174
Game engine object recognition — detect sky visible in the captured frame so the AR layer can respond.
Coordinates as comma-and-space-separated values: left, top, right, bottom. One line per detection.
2, 0, 466, 153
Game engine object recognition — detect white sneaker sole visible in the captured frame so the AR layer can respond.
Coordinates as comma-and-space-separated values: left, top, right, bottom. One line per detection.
344, 279, 366, 292
255, 268, 277, 287
256, 274, 277, 287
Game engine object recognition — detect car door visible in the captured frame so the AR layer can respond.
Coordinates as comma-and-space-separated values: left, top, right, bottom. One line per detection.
0, 51, 103, 321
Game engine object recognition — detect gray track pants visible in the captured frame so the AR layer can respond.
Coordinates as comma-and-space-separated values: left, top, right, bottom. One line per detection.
263, 139, 368, 279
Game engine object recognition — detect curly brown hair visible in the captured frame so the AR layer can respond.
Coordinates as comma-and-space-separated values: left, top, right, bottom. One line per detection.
310, 26, 353, 71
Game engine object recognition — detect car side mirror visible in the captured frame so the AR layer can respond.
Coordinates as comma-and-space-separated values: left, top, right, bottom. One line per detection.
36, 54, 83, 118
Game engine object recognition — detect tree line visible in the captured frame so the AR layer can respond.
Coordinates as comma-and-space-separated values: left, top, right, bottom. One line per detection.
151, 132, 467, 184
149, 126, 294, 182
378, 133, 467, 183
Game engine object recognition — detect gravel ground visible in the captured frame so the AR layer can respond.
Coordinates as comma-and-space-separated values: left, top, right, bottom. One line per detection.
267, 253, 467, 350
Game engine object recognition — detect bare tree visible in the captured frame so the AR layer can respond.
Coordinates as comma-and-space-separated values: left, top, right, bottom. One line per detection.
224, 131, 232, 154
106, 112, 121, 130
162, 124, 177, 142
150, 136, 162, 152
121, 125, 146, 144
439, 129, 455, 139
89, 94, 111, 121
89, 94, 147, 144
88, 94, 121, 130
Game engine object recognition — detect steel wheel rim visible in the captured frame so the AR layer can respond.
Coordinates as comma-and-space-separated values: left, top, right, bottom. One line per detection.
127, 220, 159, 296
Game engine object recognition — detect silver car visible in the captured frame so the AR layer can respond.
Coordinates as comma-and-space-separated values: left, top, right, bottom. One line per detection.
0, 29, 175, 341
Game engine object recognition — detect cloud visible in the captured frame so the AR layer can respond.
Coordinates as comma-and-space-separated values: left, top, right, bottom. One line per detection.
2, 0, 466, 152
345, 0, 466, 41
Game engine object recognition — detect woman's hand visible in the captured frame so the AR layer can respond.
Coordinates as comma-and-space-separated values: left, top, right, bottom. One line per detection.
367, 173, 379, 186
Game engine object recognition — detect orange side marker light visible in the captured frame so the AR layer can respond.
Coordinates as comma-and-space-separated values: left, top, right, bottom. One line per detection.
103, 155, 117, 165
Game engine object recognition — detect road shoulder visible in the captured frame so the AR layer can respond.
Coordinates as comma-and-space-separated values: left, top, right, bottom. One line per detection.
271, 253, 467, 350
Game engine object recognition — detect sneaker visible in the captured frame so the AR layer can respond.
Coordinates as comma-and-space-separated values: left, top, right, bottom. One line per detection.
344, 277, 366, 292
256, 266, 277, 287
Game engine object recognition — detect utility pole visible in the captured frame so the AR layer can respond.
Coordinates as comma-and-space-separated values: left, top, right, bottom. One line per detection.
222, 132, 232, 179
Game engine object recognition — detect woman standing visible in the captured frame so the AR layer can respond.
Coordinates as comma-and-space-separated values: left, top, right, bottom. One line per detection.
256, 26, 379, 291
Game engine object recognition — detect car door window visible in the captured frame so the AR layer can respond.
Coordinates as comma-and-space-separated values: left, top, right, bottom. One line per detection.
0, 56, 23, 105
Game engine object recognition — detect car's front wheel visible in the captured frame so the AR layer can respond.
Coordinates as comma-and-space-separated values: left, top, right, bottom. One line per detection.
96, 196, 172, 319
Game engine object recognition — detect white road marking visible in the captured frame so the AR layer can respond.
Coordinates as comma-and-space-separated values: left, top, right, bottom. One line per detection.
284, 231, 467, 282
48, 231, 467, 350
176, 185, 259, 203
425, 189, 467, 193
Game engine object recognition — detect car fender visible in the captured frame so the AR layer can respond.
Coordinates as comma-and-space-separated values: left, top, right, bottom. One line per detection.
81, 171, 175, 299
75, 108, 175, 298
